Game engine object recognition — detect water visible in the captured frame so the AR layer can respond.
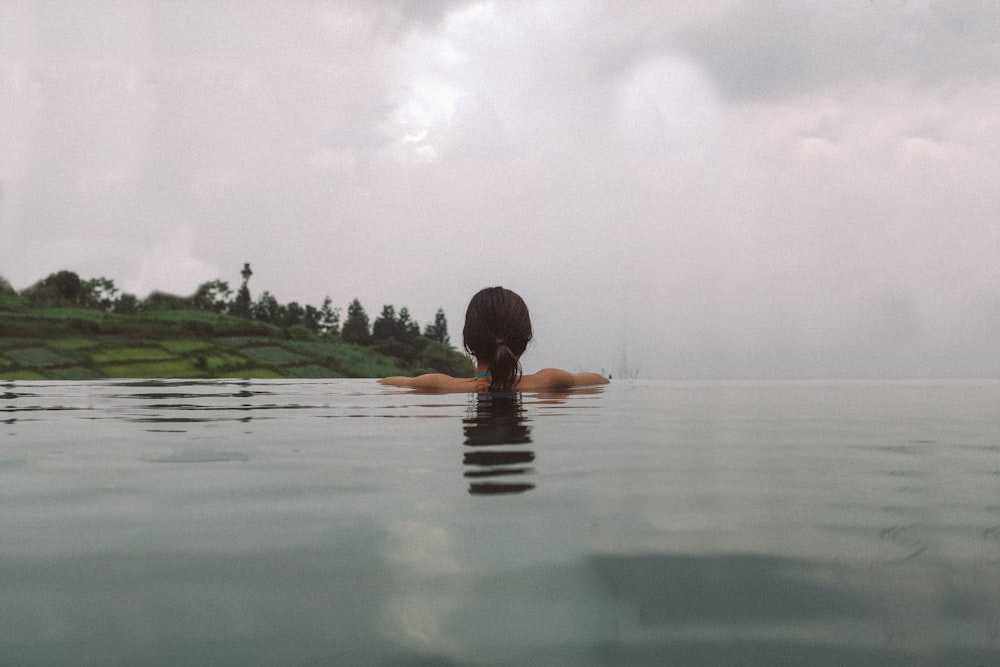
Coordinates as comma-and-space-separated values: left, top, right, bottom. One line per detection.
2, 379, 999, 666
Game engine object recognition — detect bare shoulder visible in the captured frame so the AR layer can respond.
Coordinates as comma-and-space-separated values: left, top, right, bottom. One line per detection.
516, 368, 610, 391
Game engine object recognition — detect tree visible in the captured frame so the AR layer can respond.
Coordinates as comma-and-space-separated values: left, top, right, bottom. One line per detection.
80, 277, 119, 311
0, 275, 15, 295
371, 304, 426, 361
115, 292, 140, 315
252, 290, 282, 324
423, 308, 449, 344
341, 298, 371, 345
0, 275, 23, 311
373, 304, 421, 343
372, 304, 397, 342
143, 291, 191, 310
49, 270, 83, 303
319, 296, 340, 336
232, 262, 253, 318
397, 307, 420, 343
21, 270, 82, 305
192, 279, 231, 313
303, 304, 321, 334
283, 301, 305, 327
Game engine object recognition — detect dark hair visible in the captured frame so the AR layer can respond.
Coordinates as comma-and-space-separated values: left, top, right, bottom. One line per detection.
463, 287, 533, 392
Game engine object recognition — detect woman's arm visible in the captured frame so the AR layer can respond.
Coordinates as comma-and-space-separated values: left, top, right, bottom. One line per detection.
518, 368, 609, 390
380, 370, 609, 392
378, 373, 445, 387
570, 372, 611, 386
378, 373, 471, 390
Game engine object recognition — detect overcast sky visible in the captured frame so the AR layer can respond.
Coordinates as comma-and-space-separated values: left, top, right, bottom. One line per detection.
1, 0, 998, 379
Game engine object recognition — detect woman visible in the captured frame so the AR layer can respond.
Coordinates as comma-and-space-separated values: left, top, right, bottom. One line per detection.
379, 286, 609, 392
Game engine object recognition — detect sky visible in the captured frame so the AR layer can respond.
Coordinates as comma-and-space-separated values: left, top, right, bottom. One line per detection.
1, 0, 998, 379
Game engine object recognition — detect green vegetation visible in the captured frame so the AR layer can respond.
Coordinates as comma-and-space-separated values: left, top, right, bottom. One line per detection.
0, 265, 473, 380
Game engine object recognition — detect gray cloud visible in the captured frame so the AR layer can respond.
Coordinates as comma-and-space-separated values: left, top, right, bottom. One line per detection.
590, 1, 1000, 101
1, 0, 998, 378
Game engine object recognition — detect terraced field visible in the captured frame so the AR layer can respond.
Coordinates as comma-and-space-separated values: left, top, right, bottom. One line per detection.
0, 335, 409, 380
0, 307, 472, 380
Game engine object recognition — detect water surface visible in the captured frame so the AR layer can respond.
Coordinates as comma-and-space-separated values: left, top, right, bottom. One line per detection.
2, 379, 999, 665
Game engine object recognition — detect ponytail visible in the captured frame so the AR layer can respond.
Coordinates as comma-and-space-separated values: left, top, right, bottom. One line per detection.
489, 343, 522, 392
463, 287, 533, 392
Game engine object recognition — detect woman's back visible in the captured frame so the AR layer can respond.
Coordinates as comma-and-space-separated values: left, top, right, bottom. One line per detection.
379, 286, 609, 392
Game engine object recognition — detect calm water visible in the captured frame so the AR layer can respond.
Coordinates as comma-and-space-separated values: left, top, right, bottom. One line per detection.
2, 379, 999, 666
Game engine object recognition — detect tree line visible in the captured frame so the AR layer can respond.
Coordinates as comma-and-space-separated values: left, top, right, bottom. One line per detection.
1, 264, 459, 369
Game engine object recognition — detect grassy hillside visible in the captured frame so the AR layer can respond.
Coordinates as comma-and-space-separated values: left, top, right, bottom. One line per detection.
0, 306, 470, 381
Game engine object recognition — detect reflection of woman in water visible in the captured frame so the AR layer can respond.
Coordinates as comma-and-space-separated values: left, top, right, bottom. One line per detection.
379, 287, 609, 393
463, 392, 535, 495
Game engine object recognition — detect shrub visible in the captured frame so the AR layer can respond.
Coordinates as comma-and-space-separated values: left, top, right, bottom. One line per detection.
418, 342, 474, 376
285, 325, 314, 341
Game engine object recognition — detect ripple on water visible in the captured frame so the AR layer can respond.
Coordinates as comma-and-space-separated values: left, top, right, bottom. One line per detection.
144, 449, 251, 464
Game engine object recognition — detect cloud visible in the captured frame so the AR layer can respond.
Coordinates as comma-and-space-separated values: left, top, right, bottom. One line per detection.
123, 224, 219, 298
583, 1, 1000, 101
2, 0, 999, 378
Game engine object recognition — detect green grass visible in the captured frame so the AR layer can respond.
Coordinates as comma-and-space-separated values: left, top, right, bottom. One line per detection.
50, 366, 103, 380
23, 306, 109, 321
201, 353, 249, 370
0, 369, 48, 381
161, 340, 213, 354
215, 336, 274, 348
282, 340, 345, 356
219, 367, 284, 379
287, 364, 343, 378
252, 339, 413, 376
243, 346, 309, 365
6, 348, 73, 367
99, 359, 207, 378
91, 347, 177, 364
0, 294, 25, 311
46, 338, 98, 352
143, 309, 223, 323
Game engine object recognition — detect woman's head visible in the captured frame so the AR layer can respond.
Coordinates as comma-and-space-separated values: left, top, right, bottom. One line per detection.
463, 287, 533, 392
